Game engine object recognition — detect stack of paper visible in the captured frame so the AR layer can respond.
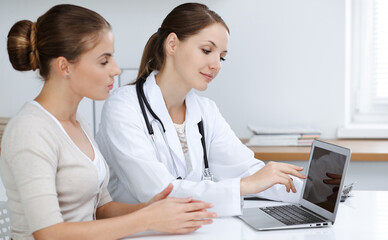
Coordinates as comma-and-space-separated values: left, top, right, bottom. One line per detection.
245, 125, 321, 146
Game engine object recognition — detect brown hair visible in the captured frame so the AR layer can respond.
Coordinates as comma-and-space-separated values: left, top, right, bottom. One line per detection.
136, 2, 229, 82
7, 4, 111, 80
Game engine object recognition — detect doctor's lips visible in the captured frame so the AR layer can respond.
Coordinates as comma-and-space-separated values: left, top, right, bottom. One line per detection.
201, 72, 215, 82
108, 82, 114, 90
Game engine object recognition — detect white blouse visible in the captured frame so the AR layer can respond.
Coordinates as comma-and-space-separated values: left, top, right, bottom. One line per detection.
174, 122, 193, 174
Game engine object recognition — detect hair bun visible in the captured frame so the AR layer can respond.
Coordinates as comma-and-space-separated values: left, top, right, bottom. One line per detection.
7, 20, 40, 71
29, 22, 39, 70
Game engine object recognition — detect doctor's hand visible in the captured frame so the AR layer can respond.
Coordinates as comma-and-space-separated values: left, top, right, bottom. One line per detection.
147, 183, 174, 206
240, 161, 306, 196
139, 197, 217, 234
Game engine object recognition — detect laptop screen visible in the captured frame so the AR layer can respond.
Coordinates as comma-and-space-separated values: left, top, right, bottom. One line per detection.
302, 146, 347, 213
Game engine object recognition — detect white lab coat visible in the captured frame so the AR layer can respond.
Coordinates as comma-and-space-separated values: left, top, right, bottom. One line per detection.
96, 71, 302, 216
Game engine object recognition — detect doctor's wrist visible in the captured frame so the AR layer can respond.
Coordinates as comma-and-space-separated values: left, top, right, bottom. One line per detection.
240, 177, 250, 196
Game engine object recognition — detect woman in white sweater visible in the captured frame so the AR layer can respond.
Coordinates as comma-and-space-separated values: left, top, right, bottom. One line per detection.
0, 4, 216, 240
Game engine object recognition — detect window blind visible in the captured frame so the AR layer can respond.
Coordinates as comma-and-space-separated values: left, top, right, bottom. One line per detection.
373, 0, 388, 103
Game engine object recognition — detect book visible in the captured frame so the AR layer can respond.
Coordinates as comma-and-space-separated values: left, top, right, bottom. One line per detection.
246, 125, 321, 146
246, 136, 299, 146
247, 125, 321, 136
246, 135, 317, 146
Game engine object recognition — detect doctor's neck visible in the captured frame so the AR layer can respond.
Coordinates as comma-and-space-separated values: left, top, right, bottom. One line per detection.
155, 70, 189, 124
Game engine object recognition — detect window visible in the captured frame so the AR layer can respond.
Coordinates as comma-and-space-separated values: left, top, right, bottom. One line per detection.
339, 0, 388, 138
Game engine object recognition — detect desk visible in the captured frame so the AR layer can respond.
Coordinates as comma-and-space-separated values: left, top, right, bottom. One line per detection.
248, 139, 388, 161
124, 191, 388, 240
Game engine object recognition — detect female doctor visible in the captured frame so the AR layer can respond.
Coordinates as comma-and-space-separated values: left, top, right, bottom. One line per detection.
96, 2, 306, 217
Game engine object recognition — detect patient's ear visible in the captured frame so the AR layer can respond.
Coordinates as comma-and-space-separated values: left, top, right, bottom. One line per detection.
54, 57, 71, 79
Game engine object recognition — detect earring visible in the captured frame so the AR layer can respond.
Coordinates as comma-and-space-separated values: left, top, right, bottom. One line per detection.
66, 75, 70, 79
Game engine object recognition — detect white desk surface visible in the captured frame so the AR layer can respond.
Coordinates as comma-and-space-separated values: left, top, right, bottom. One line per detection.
124, 191, 388, 240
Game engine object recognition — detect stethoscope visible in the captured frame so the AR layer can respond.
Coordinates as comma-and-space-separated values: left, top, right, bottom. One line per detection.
136, 77, 214, 181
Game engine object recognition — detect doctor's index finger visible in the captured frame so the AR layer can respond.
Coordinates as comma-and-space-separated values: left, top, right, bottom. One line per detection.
282, 162, 304, 171
278, 164, 306, 179
289, 170, 306, 179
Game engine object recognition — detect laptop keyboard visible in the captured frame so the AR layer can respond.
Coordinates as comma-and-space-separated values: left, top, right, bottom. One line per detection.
260, 205, 324, 225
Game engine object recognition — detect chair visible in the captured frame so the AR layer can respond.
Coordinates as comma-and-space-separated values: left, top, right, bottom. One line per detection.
0, 201, 10, 240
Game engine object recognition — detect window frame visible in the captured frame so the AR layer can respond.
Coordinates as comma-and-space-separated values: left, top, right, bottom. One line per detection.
338, 0, 388, 138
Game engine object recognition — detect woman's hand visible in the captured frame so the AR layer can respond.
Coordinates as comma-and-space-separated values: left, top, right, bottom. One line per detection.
240, 161, 306, 196
147, 183, 174, 206
140, 197, 217, 234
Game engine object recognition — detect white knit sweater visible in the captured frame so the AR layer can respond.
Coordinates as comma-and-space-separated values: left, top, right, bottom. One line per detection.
0, 102, 112, 239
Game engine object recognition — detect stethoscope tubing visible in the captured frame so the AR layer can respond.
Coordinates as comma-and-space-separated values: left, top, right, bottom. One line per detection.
151, 119, 182, 180
136, 77, 211, 181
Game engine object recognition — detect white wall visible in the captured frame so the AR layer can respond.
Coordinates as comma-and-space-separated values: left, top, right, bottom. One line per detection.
208, 0, 346, 138
0, 0, 345, 138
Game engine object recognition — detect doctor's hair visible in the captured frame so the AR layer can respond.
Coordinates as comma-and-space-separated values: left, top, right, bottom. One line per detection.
7, 4, 111, 80
135, 2, 229, 82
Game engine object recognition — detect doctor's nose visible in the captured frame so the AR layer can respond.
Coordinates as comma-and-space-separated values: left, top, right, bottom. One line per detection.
209, 57, 221, 73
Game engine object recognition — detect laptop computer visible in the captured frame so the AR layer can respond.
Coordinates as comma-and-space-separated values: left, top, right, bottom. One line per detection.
238, 139, 351, 230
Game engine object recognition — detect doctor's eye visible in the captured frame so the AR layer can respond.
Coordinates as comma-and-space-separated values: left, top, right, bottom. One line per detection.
101, 60, 109, 66
220, 57, 226, 62
202, 49, 211, 54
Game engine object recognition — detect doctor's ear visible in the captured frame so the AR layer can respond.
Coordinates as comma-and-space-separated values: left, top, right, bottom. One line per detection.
54, 57, 71, 79
165, 32, 179, 56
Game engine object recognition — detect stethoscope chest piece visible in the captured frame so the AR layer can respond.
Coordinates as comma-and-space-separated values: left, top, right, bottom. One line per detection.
202, 168, 214, 181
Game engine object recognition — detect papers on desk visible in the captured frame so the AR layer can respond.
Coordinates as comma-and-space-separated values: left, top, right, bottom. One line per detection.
245, 125, 321, 146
